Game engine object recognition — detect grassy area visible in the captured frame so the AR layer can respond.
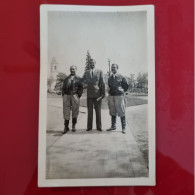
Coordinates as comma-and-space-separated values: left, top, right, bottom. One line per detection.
47, 93, 148, 109
79, 94, 148, 109
47, 93, 87, 98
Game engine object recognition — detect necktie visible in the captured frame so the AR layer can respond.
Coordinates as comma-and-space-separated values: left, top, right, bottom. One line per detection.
92, 70, 93, 77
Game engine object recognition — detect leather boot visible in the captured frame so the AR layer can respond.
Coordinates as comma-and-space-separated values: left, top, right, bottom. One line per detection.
121, 116, 126, 134
63, 120, 69, 134
107, 116, 116, 131
72, 118, 77, 132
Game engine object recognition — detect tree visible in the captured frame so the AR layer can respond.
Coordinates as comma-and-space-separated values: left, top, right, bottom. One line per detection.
54, 72, 67, 91
136, 72, 148, 91
142, 73, 148, 89
85, 50, 92, 72
128, 73, 135, 89
142, 73, 148, 93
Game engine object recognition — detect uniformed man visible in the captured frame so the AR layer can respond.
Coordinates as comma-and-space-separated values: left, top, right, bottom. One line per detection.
82, 59, 105, 131
62, 65, 83, 134
107, 64, 129, 134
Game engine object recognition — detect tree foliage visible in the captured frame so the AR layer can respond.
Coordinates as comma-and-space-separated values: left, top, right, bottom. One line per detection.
54, 72, 67, 91
126, 72, 148, 93
85, 50, 92, 72
136, 73, 148, 89
127, 73, 136, 89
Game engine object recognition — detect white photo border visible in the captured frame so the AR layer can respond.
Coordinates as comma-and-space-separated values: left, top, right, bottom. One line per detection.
38, 4, 155, 187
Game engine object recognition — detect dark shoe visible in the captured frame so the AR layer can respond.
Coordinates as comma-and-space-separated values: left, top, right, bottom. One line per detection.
106, 127, 116, 131
122, 128, 126, 134
62, 120, 70, 134
62, 130, 69, 134
86, 128, 92, 131
97, 128, 102, 131
62, 128, 69, 134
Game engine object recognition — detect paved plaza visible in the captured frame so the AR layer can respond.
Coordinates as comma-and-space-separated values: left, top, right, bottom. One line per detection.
46, 97, 148, 179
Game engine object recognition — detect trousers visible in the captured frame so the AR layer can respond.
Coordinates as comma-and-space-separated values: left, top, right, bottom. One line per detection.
87, 98, 102, 129
107, 95, 126, 117
63, 94, 80, 120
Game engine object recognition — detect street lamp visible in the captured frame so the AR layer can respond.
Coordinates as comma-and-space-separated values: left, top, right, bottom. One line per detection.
108, 58, 110, 76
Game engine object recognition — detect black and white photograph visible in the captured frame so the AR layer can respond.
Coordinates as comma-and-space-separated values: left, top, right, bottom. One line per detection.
39, 5, 155, 187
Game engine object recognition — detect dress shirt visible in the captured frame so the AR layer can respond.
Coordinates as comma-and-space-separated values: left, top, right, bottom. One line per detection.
90, 69, 95, 77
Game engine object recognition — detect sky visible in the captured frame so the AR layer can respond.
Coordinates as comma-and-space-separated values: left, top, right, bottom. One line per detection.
48, 11, 147, 78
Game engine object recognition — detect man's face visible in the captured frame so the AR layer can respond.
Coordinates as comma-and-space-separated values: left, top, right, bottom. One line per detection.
111, 64, 118, 74
90, 61, 95, 69
70, 67, 76, 75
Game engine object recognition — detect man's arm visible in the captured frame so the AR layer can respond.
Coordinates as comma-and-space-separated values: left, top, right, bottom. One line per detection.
99, 70, 106, 98
61, 80, 66, 96
81, 71, 87, 83
122, 76, 129, 92
77, 77, 83, 98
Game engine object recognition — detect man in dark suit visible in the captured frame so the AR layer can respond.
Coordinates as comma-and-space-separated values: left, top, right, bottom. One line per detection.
82, 59, 105, 131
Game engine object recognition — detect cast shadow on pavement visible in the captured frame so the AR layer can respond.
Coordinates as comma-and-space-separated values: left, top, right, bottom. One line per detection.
61, 129, 124, 135
47, 129, 124, 136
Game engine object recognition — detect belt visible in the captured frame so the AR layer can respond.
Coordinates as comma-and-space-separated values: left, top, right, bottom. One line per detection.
64, 92, 77, 95
109, 93, 124, 96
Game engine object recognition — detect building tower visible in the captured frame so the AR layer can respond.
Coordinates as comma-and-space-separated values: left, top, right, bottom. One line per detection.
48, 57, 58, 92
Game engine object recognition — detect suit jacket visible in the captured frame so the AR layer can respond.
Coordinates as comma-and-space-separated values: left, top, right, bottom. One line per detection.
62, 75, 83, 97
82, 69, 105, 98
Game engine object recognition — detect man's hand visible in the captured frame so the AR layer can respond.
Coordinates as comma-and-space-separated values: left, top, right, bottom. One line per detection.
97, 96, 103, 101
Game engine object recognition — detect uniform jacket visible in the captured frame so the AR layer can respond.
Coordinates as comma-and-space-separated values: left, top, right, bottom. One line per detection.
108, 73, 128, 96
62, 75, 83, 97
82, 69, 105, 98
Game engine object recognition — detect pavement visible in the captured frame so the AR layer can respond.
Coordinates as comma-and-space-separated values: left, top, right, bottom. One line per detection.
46, 98, 148, 179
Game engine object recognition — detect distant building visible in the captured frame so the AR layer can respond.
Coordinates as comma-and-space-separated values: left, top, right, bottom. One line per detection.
47, 57, 58, 92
